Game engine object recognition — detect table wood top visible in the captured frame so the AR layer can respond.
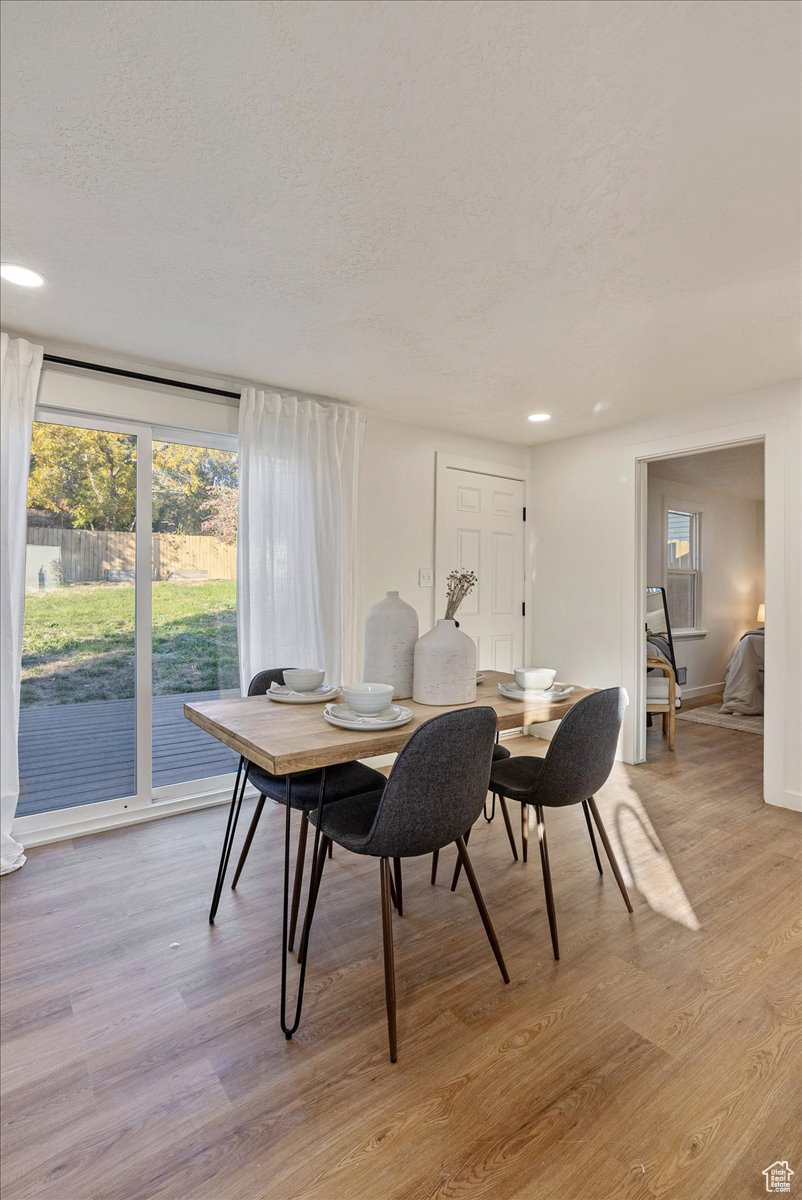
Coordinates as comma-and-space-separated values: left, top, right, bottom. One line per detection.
183, 672, 593, 775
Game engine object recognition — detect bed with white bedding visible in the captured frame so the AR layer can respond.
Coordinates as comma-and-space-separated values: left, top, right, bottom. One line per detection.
720, 630, 764, 715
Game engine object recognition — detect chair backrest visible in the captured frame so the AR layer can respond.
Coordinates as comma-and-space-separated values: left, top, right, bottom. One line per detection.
248, 667, 291, 696
360, 707, 497, 858
533, 687, 626, 807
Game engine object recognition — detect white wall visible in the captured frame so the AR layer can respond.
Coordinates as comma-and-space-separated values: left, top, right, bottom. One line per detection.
526, 380, 802, 812
358, 413, 528, 636
646, 473, 763, 694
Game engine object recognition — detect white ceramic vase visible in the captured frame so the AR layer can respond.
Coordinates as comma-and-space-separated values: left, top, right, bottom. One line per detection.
413, 619, 477, 705
363, 591, 419, 699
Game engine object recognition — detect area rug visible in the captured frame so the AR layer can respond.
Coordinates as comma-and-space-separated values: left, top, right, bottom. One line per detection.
677, 705, 763, 735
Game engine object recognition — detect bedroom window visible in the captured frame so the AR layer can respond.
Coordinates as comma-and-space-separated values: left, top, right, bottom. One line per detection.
666, 508, 701, 631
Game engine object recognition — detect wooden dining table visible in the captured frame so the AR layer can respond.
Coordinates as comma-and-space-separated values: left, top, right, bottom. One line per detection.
184, 670, 592, 1037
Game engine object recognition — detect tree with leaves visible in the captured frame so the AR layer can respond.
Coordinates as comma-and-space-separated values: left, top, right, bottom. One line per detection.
152, 442, 238, 533
27, 425, 238, 533
27, 425, 137, 530
201, 483, 238, 544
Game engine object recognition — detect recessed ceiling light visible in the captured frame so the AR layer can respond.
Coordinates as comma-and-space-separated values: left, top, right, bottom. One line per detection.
0, 263, 46, 287
527, 412, 551, 423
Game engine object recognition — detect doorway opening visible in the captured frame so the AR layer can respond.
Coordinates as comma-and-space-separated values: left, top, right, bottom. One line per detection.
640, 440, 765, 777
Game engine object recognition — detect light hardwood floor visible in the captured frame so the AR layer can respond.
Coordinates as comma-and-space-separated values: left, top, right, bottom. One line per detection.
1, 720, 800, 1200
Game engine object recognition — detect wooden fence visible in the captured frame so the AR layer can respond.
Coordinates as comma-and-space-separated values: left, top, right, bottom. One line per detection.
26, 529, 236, 585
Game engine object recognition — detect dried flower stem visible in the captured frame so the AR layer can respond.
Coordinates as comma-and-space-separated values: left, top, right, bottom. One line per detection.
445, 569, 477, 619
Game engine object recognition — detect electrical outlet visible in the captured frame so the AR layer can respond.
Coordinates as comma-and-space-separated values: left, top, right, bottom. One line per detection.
418, 568, 433, 587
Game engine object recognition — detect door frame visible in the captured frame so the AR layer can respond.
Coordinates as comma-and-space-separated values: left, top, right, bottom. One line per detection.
627, 420, 781, 806
434, 452, 532, 664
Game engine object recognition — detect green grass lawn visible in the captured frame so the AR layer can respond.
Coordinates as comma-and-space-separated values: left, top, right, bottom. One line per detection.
22, 580, 238, 706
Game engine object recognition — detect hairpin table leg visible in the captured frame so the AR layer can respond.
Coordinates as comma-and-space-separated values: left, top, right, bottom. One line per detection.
209, 756, 249, 924
280, 767, 327, 1039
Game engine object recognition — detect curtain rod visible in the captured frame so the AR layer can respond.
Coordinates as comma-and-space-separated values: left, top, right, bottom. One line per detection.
43, 354, 240, 400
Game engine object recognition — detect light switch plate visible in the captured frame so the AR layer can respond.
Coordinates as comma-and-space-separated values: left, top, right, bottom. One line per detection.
418, 568, 433, 587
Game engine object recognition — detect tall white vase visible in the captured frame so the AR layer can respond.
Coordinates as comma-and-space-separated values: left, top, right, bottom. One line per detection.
363, 591, 419, 699
413, 619, 477, 705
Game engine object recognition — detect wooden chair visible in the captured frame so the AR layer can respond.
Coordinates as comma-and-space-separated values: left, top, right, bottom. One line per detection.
646, 656, 676, 751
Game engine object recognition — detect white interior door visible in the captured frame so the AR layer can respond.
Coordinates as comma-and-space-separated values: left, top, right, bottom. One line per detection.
439, 467, 525, 671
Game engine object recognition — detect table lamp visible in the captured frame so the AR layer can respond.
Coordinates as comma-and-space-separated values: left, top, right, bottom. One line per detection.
756, 603, 765, 625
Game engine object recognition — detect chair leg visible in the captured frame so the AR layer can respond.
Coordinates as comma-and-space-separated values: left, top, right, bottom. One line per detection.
498, 795, 519, 862
209, 757, 248, 924
287, 811, 309, 951
483, 792, 496, 822
393, 858, 404, 917
667, 707, 676, 751
454, 836, 509, 983
534, 806, 559, 960
297, 834, 331, 965
230, 793, 267, 891
587, 797, 634, 913
450, 825, 471, 892
430, 849, 439, 886
379, 857, 398, 1063
327, 839, 333, 858
582, 799, 603, 876
520, 803, 529, 863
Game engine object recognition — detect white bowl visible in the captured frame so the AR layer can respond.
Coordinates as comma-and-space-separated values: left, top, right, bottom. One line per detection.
284, 668, 326, 693
343, 682, 394, 715
514, 666, 557, 691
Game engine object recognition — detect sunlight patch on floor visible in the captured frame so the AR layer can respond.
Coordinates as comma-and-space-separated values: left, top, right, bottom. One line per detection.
598, 769, 701, 932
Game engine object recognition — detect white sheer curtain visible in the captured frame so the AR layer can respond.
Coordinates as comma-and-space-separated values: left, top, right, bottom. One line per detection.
237, 389, 364, 691
1, 334, 43, 874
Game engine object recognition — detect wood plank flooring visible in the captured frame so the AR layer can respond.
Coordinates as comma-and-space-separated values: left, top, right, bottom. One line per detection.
1, 719, 800, 1200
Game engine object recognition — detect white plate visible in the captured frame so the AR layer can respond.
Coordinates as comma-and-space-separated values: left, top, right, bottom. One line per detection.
476, 673, 486, 683
267, 684, 340, 704
498, 682, 574, 702
324, 703, 414, 731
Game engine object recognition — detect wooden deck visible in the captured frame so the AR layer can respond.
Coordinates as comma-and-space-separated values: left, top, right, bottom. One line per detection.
17, 692, 239, 816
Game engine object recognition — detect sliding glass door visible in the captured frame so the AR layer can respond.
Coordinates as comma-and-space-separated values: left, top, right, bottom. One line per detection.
18, 419, 139, 817
151, 436, 240, 793
17, 412, 239, 825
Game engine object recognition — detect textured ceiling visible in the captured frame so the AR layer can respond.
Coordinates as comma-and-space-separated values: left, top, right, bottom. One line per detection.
1, 0, 800, 444
649, 442, 765, 499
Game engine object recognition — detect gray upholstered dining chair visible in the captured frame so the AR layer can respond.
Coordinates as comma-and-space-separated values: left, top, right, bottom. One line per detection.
486, 687, 633, 960
304, 707, 510, 1062
430, 740, 516, 888
209, 667, 386, 945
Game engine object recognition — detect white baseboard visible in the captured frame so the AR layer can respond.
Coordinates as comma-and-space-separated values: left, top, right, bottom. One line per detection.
682, 682, 725, 699
523, 720, 559, 741
361, 753, 397, 770
767, 789, 802, 813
